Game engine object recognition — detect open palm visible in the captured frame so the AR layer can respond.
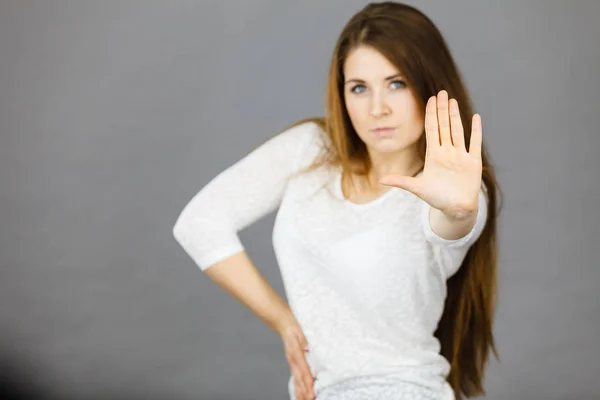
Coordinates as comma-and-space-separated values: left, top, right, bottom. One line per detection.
379, 90, 482, 216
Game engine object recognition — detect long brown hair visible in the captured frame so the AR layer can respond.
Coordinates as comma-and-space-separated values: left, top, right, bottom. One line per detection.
280, 2, 501, 398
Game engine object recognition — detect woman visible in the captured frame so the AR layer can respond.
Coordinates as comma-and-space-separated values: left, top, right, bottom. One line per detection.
173, 2, 500, 399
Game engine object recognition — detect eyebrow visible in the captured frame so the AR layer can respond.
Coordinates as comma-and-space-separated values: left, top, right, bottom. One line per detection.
344, 73, 404, 85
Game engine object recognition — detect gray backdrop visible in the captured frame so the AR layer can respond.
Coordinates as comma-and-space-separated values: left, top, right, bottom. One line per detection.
1, 1, 598, 399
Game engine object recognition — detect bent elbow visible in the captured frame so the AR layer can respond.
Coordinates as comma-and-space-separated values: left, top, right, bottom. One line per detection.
172, 213, 192, 245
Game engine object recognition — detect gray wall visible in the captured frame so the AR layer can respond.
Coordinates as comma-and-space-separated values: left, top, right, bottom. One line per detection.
1, 1, 598, 399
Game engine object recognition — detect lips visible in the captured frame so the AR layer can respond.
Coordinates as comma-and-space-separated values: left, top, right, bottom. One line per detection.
372, 126, 396, 136
372, 127, 395, 132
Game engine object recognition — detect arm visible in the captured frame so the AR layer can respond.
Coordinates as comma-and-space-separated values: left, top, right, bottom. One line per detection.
172, 121, 320, 271
378, 92, 489, 248
201, 251, 297, 333
429, 208, 477, 240
202, 251, 315, 398
173, 122, 320, 399
172, 121, 322, 324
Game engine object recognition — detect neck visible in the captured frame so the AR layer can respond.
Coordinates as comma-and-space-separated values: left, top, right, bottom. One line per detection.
366, 145, 423, 183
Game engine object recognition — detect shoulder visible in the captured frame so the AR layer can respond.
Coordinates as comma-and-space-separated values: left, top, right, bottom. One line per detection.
248, 119, 326, 162
279, 118, 328, 147
278, 118, 331, 169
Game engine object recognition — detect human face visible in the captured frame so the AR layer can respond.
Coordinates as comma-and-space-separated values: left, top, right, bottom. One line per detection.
343, 46, 424, 159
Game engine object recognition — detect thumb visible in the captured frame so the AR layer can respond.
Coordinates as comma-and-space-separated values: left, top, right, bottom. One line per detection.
294, 328, 309, 352
378, 175, 422, 194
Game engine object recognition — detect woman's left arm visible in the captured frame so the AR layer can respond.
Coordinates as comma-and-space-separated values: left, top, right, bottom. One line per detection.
378, 89, 487, 244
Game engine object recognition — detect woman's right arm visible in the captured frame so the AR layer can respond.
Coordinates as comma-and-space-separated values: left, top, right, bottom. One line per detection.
202, 250, 315, 399
172, 121, 320, 271
201, 250, 294, 333
172, 121, 321, 399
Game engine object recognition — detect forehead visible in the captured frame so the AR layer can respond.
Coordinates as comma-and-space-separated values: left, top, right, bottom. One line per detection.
344, 46, 400, 78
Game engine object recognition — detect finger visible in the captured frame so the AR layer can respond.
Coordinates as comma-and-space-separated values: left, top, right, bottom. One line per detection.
291, 344, 314, 396
379, 175, 424, 196
424, 95, 440, 149
449, 98, 465, 151
294, 380, 304, 399
295, 382, 307, 400
292, 366, 307, 398
303, 370, 315, 398
294, 328, 309, 352
469, 113, 483, 158
286, 348, 307, 396
292, 329, 314, 398
291, 353, 314, 396
292, 329, 311, 368
293, 365, 310, 400
437, 90, 452, 146
289, 345, 309, 380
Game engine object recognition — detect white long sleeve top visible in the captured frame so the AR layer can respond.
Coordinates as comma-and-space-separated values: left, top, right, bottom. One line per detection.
173, 121, 488, 399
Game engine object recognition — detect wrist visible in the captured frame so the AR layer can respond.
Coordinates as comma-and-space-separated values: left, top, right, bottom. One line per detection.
441, 207, 477, 221
273, 308, 297, 335
439, 196, 478, 220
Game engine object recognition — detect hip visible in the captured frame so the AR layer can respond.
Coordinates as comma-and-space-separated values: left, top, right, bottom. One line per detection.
288, 374, 454, 400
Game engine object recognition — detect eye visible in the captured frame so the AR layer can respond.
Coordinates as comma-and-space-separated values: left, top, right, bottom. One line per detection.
349, 80, 407, 94
350, 84, 366, 94
390, 79, 407, 89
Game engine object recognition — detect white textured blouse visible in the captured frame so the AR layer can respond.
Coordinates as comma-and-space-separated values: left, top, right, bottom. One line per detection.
172, 121, 488, 399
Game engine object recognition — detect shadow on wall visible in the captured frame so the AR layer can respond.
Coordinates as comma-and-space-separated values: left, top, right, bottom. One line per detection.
0, 351, 252, 400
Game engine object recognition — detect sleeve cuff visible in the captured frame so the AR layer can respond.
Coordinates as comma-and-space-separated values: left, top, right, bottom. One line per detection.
196, 243, 245, 271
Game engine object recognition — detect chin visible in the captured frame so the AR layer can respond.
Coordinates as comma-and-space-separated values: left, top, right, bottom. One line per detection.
370, 139, 411, 153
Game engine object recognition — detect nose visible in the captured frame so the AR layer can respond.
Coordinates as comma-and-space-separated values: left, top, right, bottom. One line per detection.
369, 91, 391, 117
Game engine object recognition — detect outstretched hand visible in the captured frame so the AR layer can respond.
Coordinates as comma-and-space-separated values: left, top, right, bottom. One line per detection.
379, 90, 482, 218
